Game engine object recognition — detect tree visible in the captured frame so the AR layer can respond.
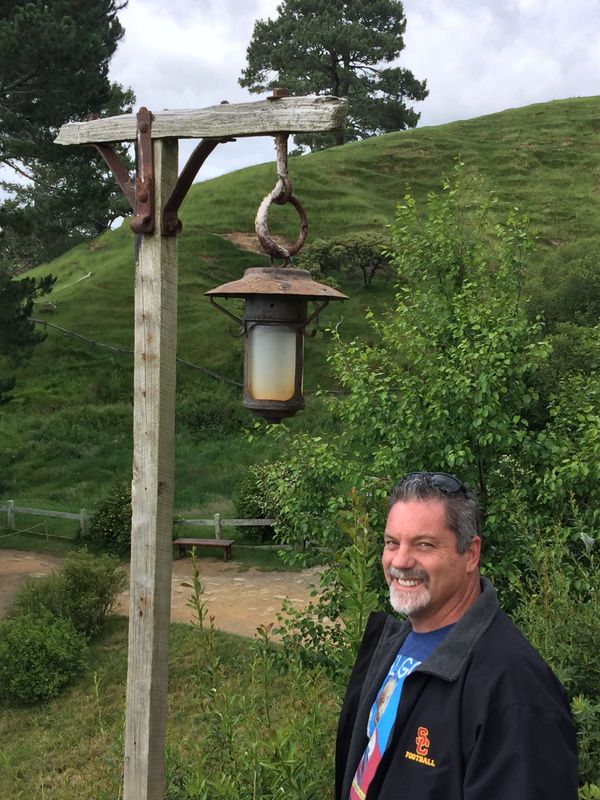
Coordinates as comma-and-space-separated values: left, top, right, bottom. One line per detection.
239, 0, 427, 151
0, 0, 134, 270
298, 233, 391, 288
0, 269, 55, 403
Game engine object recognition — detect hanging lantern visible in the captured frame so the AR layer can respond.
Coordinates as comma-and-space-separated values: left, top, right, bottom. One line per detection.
206, 266, 347, 423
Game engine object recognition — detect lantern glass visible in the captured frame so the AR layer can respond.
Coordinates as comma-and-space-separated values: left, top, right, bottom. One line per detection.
247, 323, 297, 401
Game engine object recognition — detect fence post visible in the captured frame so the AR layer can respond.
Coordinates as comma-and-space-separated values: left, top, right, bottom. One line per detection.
79, 509, 89, 538
214, 513, 222, 540
6, 500, 15, 530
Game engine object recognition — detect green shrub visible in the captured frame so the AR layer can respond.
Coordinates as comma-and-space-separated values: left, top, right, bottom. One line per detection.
234, 462, 277, 543
90, 481, 132, 553
9, 550, 126, 639
512, 524, 599, 785
0, 612, 87, 705
532, 246, 600, 330
572, 695, 600, 787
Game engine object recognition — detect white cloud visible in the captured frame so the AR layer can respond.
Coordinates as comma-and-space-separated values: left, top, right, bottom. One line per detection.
402, 0, 600, 126
3, 1, 597, 196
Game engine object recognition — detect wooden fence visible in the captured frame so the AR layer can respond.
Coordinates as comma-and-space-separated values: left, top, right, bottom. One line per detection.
0, 501, 89, 537
175, 513, 274, 540
0, 501, 273, 541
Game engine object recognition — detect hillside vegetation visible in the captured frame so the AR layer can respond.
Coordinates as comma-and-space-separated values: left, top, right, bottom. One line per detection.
1, 95, 599, 519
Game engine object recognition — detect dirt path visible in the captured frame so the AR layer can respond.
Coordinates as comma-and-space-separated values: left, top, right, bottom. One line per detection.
0, 550, 321, 637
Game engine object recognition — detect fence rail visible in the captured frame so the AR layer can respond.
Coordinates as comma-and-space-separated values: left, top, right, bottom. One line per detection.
0, 502, 273, 541
175, 514, 274, 539
0, 501, 89, 536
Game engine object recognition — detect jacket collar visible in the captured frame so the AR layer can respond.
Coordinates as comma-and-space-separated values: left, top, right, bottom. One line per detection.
374, 576, 499, 682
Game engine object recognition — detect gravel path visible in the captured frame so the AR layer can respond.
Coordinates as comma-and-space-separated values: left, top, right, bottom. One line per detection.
0, 549, 321, 637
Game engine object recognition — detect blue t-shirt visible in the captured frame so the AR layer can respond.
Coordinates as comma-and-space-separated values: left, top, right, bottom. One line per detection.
349, 624, 454, 800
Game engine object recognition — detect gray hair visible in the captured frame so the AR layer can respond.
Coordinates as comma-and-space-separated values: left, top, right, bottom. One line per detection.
388, 472, 482, 554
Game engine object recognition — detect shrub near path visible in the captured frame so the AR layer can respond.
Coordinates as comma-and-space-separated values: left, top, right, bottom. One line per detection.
0, 549, 322, 637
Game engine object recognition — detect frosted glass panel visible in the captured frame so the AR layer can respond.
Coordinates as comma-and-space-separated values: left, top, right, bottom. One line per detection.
247, 325, 296, 400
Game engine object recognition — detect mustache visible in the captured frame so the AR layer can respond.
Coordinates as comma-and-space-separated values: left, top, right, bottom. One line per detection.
389, 567, 428, 582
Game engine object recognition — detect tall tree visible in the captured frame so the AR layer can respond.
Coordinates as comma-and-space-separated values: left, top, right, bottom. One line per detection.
0, 0, 134, 270
239, 0, 427, 150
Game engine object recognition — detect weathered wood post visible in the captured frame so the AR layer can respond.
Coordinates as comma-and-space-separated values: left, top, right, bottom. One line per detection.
6, 500, 15, 530
125, 138, 179, 799
55, 94, 346, 800
79, 509, 89, 537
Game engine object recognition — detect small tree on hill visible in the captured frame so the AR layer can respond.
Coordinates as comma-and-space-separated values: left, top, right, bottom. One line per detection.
298, 233, 391, 288
239, 0, 428, 151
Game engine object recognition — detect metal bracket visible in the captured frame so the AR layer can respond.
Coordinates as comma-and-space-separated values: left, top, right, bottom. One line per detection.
88, 103, 236, 237
90, 107, 155, 234
162, 139, 220, 236
161, 101, 235, 236
131, 107, 154, 234
92, 143, 136, 210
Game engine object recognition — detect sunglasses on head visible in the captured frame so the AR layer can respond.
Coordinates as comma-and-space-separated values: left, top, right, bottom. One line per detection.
403, 471, 467, 495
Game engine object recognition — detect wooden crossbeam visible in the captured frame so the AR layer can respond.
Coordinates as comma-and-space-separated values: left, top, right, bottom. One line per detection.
54, 95, 347, 145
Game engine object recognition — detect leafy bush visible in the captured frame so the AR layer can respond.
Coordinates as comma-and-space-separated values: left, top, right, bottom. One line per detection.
233, 462, 277, 542
572, 695, 600, 787
0, 612, 87, 705
532, 244, 600, 330
274, 490, 383, 678
513, 524, 600, 786
90, 481, 132, 553
9, 550, 126, 639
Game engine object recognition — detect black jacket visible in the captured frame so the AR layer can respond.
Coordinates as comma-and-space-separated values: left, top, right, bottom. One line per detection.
335, 578, 578, 800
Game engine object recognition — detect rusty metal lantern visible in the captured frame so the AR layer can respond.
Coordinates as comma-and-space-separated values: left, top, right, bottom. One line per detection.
206, 131, 347, 423
206, 267, 347, 423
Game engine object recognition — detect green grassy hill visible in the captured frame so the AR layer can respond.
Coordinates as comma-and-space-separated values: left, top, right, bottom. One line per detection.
2, 95, 599, 521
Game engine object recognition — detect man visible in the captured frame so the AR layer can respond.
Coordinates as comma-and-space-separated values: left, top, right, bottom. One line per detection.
335, 471, 578, 800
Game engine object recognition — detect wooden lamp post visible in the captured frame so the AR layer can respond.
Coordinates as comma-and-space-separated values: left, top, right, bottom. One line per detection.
55, 94, 346, 800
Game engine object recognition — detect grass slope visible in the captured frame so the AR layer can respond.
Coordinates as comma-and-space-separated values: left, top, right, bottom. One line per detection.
2, 95, 599, 518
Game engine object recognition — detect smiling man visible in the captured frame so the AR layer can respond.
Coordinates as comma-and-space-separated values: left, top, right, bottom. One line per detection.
335, 471, 578, 800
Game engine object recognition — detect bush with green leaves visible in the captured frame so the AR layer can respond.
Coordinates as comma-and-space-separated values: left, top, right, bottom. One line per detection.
0, 612, 87, 705
90, 481, 132, 553
532, 241, 600, 330
275, 489, 384, 678
513, 523, 599, 786
9, 550, 126, 640
233, 462, 277, 542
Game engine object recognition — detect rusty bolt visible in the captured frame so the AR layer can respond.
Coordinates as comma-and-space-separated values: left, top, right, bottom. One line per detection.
139, 122, 148, 133
138, 189, 149, 203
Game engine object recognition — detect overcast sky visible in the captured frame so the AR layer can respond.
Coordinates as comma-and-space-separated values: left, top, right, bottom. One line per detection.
107, 0, 600, 181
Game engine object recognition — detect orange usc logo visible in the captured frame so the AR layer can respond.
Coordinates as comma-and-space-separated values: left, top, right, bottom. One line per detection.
405, 725, 436, 767
415, 727, 430, 756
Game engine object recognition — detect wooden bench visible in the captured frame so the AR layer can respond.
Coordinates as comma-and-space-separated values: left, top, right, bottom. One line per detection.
173, 538, 234, 562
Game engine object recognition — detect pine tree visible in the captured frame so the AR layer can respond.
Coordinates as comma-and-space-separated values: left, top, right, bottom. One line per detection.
240, 0, 427, 151
0, 0, 134, 270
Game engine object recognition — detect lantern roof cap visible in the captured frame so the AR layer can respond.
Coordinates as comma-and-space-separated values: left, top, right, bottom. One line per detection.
205, 267, 348, 301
